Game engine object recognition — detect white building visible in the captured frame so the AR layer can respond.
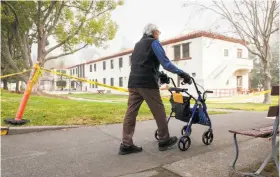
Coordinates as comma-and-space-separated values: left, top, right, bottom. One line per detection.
39, 68, 72, 91
66, 31, 253, 97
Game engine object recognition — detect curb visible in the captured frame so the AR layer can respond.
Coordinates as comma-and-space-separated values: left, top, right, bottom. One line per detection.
1, 126, 79, 136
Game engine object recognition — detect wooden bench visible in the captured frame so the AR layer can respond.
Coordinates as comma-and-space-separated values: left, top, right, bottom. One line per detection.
229, 86, 279, 176
97, 90, 105, 94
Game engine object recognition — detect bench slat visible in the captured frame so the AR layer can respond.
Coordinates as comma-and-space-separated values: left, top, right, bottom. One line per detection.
229, 126, 276, 138
267, 106, 279, 117
271, 86, 279, 96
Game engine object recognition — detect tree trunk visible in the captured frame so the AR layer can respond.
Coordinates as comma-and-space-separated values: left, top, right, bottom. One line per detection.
15, 81, 19, 92
3, 79, 8, 90
262, 59, 272, 104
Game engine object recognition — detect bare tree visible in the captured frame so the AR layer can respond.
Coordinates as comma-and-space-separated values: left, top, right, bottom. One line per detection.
185, 0, 279, 103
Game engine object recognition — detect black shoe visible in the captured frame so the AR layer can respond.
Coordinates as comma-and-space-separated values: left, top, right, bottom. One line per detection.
158, 136, 178, 151
119, 143, 143, 155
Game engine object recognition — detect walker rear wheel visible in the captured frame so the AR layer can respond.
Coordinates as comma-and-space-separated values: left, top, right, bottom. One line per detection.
178, 135, 191, 151
181, 125, 192, 136
202, 130, 213, 145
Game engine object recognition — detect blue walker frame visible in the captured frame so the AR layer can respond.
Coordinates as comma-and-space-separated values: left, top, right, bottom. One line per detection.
155, 77, 214, 151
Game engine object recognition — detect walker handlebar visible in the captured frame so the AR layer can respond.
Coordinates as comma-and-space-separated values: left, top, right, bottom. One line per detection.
168, 87, 188, 92
160, 71, 213, 95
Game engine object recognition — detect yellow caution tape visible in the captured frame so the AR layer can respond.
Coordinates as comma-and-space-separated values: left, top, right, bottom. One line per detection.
41, 68, 129, 93
1, 128, 8, 136
208, 90, 271, 103
27, 63, 42, 93
0, 69, 31, 79
4, 66, 273, 104
39, 66, 273, 103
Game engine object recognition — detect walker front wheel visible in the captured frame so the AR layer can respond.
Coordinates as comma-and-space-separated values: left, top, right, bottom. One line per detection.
202, 130, 213, 145
178, 135, 191, 151
154, 129, 159, 140
181, 125, 192, 136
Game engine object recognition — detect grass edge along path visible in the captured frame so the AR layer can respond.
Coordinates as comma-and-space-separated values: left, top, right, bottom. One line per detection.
1, 91, 227, 126
65, 93, 278, 111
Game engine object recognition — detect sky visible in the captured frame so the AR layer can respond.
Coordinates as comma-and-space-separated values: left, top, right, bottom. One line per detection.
42, 0, 228, 68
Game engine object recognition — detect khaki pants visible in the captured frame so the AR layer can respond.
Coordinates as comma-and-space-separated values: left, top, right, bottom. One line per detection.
122, 88, 169, 145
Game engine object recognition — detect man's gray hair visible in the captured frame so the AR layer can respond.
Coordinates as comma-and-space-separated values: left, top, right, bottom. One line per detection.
143, 23, 160, 36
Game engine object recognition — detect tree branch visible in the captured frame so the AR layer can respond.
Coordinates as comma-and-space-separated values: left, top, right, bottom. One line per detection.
233, 0, 255, 38
43, 1, 57, 23
271, 27, 279, 34
44, 44, 88, 61
46, 1, 65, 36
1, 34, 21, 72
64, 4, 87, 11
2, 1, 19, 26
24, 33, 33, 67
45, 1, 94, 55
265, 1, 277, 37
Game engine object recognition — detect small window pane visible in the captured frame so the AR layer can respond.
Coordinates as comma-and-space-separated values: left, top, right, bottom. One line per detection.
111, 60, 114, 69
182, 43, 190, 58
119, 77, 123, 87
174, 45, 181, 60
119, 57, 123, 68
224, 49, 229, 57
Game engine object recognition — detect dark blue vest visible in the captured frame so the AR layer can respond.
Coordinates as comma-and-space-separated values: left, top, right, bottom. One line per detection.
128, 35, 160, 89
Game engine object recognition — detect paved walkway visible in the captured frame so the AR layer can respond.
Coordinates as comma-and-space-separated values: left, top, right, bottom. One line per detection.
2, 111, 272, 177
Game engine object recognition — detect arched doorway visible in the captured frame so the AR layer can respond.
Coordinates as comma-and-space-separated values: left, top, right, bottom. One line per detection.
233, 69, 250, 94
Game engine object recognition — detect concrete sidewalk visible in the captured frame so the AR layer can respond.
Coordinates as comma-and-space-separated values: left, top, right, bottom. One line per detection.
1, 111, 272, 177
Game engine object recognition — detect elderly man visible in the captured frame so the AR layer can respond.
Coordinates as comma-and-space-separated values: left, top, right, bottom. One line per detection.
119, 24, 192, 155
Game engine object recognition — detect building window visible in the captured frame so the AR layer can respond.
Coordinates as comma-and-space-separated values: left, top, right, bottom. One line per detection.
103, 61, 106, 70
103, 78, 106, 84
90, 65, 92, 72
174, 45, 181, 60
119, 57, 123, 68
78, 67, 80, 77
237, 49, 242, 58
70, 70, 72, 75
182, 43, 190, 58
110, 78, 114, 86
111, 60, 114, 69
94, 64, 96, 71
76, 68, 78, 75
224, 49, 229, 57
95, 79, 98, 88
129, 55, 132, 66
93, 79, 95, 88
119, 77, 123, 87
237, 76, 242, 87
81, 64, 85, 78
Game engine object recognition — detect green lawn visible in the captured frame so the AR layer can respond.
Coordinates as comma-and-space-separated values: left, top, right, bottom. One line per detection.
1, 91, 226, 126
67, 93, 278, 111
67, 93, 128, 101
207, 96, 278, 111
207, 103, 272, 111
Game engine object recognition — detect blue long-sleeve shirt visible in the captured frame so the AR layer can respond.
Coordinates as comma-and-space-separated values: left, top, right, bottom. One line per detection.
151, 40, 183, 74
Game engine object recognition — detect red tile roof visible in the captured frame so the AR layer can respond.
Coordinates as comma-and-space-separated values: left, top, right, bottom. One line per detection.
66, 31, 246, 69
